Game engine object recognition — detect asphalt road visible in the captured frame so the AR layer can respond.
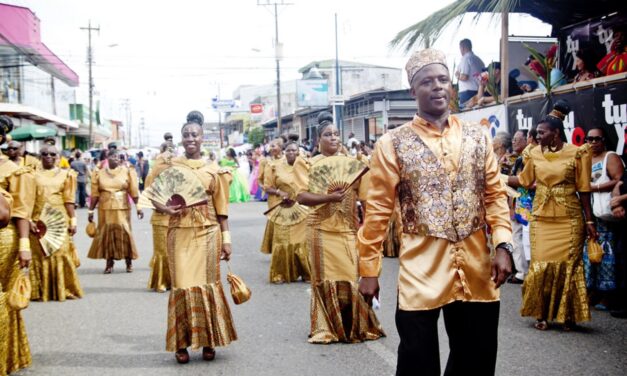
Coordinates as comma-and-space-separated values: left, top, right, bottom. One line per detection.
17, 201, 627, 376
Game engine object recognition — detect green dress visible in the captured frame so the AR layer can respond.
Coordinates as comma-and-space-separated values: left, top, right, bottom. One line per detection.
219, 158, 250, 203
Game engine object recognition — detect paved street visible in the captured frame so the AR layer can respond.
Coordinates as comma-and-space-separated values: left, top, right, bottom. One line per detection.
17, 201, 627, 376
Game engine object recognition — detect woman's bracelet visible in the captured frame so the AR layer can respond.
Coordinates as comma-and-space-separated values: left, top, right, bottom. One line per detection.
70, 217, 77, 227
222, 231, 232, 244
585, 221, 595, 225
19, 237, 31, 253
88, 210, 94, 215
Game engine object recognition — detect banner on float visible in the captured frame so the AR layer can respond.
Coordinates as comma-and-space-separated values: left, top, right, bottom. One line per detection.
559, 12, 626, 81
454, 104, 509, 138
507, 82, 627, 156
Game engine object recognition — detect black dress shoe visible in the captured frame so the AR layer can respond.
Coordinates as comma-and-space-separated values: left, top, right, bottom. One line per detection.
202, 347, 215, 361
175, 349, 189, 364
508, 277, 524, 284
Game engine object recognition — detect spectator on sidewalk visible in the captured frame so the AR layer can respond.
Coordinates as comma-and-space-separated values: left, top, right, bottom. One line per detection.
70, 151, 89, 208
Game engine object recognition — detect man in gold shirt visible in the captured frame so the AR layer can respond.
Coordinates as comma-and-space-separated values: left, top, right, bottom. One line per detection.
358, 49, 513, 375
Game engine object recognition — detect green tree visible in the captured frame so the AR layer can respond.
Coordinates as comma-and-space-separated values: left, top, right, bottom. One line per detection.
247, 126, 265, 147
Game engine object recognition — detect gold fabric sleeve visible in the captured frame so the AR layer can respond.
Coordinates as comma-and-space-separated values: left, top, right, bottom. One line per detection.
213, 170, 232, 217
292, 157, 310, 195
258, 158, 267, 190
518, 145, 536, 189
90, 169, 100, 198
63, 170, 77, 204
9, 168, 36, 219
357, 135, 399, 277
575, 144, 592, 193
127, 167, 140, 199
482, 133, 513, 247
0, 187, 12, 211
264, 162, 278, 191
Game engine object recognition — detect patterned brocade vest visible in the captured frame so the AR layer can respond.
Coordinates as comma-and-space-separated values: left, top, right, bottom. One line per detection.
390, 123, 487, 242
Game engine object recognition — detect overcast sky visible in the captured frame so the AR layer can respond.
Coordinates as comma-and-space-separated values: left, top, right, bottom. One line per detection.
5, 0, 551, 146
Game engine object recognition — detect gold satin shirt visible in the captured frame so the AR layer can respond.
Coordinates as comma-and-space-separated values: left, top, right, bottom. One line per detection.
357, 114, 512, 311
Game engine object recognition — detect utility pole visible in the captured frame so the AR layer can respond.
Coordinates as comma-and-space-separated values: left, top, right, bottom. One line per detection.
120, 98, 131, 147
257, 1, 292, 135
334, 13, 343, 139
80, 21, 100, 148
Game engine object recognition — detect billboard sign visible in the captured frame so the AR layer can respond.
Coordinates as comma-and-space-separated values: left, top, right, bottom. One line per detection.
297, 79, 329, 107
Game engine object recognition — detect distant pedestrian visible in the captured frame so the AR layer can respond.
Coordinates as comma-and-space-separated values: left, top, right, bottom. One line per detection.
70, 151, 89, 208
135, 151, 150, 191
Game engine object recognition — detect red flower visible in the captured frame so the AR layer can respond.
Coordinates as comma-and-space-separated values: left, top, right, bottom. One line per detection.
529, 60, 546, 77
546, 44, 558, 60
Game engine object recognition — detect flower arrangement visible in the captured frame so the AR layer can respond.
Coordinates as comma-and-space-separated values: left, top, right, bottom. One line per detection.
479, 63, 500, 104
524, 43, 563, 94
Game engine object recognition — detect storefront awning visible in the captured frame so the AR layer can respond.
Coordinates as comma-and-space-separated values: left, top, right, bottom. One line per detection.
0, 102, 78, 129
9, 124, 56, 141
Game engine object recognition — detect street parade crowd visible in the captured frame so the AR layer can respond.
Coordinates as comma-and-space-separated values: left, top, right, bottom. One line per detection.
1, 46, 627, 376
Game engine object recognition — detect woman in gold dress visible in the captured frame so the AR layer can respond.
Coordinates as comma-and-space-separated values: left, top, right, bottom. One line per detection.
295, 112, 384, 344
87, 150, 143, 273
514, 101, 597, 331
143, 144, 173, 292
29, 145, 83, 301
0, 187, 13, 376
264, 141, 311, 283
0, 115, 35, 374
258, 137, 284, 254
151, 111, 236, 364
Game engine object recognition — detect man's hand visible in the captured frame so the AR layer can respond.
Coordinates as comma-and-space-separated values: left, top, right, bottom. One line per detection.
359, 277, 380, 306
491, 247, 512, 288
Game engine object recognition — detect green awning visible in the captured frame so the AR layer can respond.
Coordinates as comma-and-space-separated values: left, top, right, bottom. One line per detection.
9, 124, 57, 141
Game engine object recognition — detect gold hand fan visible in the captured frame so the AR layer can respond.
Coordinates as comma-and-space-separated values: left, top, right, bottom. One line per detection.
308, 155, 369, 195
36, 204, 68, 257
139, 166, 208, 209
265, 201, 310, 226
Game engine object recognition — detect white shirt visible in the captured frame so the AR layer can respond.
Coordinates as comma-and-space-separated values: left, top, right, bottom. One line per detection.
458, 51, 485, 92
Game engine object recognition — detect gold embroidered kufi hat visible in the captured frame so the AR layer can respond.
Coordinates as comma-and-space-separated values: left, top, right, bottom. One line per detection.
405, 49, 448, 85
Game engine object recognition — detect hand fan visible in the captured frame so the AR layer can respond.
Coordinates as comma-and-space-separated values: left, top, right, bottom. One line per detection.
139, 166, 208, 209
36, 204, 68, 257
308, 155, 369, 195
265, 201, 310, 226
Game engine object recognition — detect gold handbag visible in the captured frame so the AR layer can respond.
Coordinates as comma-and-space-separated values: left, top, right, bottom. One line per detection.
226, 263, 251, 305
587, 239, 603, 264
7, 269, 31, 311
85, 222, 97, 238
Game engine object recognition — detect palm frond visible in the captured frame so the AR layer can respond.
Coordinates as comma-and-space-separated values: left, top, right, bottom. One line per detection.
390, 0, 521, 53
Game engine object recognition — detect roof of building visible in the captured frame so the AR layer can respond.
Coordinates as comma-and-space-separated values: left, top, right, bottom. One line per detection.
298, 59, 401, 74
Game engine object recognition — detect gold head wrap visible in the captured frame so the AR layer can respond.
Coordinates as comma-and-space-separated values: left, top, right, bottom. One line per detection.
405, 49, 448, 86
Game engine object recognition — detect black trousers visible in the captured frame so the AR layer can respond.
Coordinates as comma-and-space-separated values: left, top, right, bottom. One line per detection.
76, 182, 87, 208
396, 301, 500, 376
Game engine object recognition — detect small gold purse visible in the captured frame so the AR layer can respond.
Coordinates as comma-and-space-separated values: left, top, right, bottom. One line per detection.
587, 239, 603, 264
225, 262, 251, 305
85, 222, 97, 238
7, 269, 31, 311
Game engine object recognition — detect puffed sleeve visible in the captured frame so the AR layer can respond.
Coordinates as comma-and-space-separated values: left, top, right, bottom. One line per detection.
356, 134, 399, 277
292, 156, 310, 194
9, 167, 37, 219
0, 187, 12, 211
517, 144, 536, 188
482, 132, 513, 247
258, 158, 268, 190
127, 167, 140, 199
63, 170, 77, 204
213, 170, 232, 217
263, 162, 277, 191
575, 144, 592, 193
91, 168, 100, 198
